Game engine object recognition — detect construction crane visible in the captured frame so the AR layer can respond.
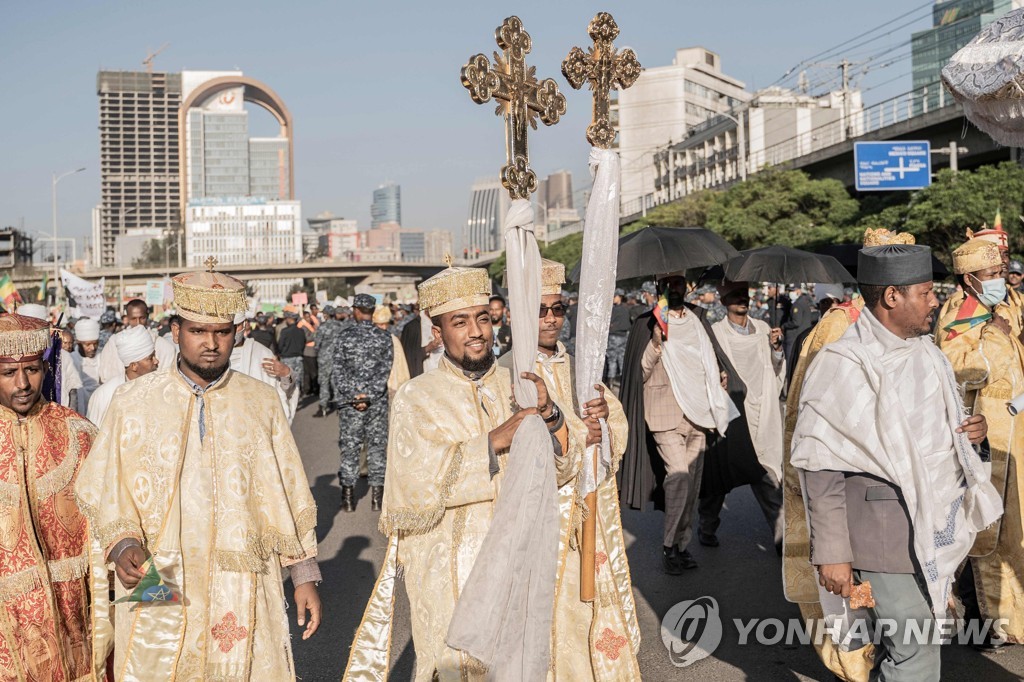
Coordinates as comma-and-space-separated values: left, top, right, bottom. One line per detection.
143, 43, 170, 73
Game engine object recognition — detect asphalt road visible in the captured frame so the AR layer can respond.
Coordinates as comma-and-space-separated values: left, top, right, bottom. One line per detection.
286, 398, 1024, 681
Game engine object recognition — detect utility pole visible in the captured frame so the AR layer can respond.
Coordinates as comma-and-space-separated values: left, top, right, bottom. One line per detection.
840, 60, 853, 140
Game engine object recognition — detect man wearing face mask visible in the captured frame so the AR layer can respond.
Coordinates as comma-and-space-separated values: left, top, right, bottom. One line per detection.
936, 238, 1024, 646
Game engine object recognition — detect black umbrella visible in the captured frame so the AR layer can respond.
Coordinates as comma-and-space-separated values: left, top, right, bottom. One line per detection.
815, 244, 949, 280
568, 226, 738, 283
723, 245, 854, 285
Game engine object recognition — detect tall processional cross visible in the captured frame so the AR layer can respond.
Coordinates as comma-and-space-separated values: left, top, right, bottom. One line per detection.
562, 12, 642, 148
461, 16, 567, 199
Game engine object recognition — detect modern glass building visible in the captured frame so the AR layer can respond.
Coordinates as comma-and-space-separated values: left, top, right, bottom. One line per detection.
94, 71, 183, 267
371, 182, 401, 228
464, 179, 509, 254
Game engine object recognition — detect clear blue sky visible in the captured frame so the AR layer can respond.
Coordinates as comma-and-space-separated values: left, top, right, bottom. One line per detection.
0, 0, 934, 251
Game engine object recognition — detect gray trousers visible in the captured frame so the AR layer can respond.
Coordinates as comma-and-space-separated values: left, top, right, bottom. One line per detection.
652, 419, 706, 549
338, 400, 388, 487
318, 361, 334, 410
854, 569, 940, 682
698, 472, 784, 546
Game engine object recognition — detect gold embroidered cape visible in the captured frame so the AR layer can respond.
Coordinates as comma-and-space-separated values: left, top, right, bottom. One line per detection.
781, 300, 874, 682
345, 352, 640, 681
0, 400, 95, 682
75, 369, 317, 681
936, 292, 1024, 643
535, 348, 641, 681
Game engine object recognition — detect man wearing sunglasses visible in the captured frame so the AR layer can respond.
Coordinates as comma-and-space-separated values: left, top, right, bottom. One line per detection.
498, 259, 641, 678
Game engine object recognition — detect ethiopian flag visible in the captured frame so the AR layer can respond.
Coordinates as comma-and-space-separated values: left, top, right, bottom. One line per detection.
113, 558, 180, 604
943, 296, 992, 341
36, 273, 47, 302
0, 274, 21, 309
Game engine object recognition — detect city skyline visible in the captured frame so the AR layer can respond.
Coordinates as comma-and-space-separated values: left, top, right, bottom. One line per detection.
2, 1, 935, 257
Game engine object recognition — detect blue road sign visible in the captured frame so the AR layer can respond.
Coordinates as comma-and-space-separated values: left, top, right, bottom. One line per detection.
854, 141, 931, 191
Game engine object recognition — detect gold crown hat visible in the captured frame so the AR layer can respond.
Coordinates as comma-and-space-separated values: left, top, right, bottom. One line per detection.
501, 258, 566, 295
418, 266, 491, 318
171, 258, 248, 323
0, 314, 51, 363
862, 228, 916, 247
541, 259, 566, 296
952, 238, 1002, 275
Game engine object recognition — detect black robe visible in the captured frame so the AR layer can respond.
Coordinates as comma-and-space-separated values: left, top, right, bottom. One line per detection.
400, 316, 427, 378
618, 307, 765, 511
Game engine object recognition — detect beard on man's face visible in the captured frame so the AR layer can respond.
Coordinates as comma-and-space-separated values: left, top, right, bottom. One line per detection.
456, 350, 495, 373
181, 355, 230, 382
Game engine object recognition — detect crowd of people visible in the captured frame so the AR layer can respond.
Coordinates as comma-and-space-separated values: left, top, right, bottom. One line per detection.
1, 220, 1023, 680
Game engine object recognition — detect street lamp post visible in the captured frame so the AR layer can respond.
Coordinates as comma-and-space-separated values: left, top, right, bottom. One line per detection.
52, 167, 86, 304
119, 207, 138, 308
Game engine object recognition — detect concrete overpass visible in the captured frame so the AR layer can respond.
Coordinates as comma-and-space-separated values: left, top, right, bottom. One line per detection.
11, 253, 502, 290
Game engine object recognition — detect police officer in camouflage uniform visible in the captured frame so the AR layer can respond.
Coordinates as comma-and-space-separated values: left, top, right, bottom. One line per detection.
332, 293, 394, 512
694, 283, 727, 325
313, 305, 344, 418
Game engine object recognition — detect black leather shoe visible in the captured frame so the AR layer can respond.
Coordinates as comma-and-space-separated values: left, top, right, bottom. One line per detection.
662, 546, 698, 574
313, 407, 326, 418
341, 485, 356, 512
371, 486, 383, 511
698, 532, 719, 547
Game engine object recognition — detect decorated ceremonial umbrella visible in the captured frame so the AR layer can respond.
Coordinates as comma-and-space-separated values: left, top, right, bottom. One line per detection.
942, 8, 1024, 146
568, 226, 739, 282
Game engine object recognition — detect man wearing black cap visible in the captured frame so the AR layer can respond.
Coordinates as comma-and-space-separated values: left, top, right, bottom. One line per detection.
332, 293, 394, 512
1009, 259, 1024, 294
791, 244, 1000, 680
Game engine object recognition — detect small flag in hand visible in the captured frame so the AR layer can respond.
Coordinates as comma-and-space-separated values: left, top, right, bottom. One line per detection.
113, 558, 180, 603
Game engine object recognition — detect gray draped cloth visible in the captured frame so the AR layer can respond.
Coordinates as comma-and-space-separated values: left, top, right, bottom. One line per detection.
447, 199, 560, 680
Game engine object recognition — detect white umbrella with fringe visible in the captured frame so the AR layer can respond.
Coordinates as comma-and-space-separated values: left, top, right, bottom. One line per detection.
943, 7, 1024, 146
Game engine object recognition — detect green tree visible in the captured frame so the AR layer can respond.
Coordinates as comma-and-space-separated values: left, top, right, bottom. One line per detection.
705, 168, 860, 250
867, 162, 1024, 262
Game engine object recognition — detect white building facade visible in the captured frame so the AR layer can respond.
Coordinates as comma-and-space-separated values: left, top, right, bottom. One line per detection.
614, 47, 749, 216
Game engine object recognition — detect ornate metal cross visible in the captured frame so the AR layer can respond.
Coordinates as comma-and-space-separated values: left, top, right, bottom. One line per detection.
461, 16, 567, 199
203, 256, 219, 272
562, 12, 642, 149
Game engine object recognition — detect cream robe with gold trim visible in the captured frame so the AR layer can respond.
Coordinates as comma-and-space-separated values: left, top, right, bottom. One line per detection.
345, 357, 512, 681
75, 369, 318, 681
936, 293, 1024, 643
529, 346, 641, 681
345, 354, 639, 681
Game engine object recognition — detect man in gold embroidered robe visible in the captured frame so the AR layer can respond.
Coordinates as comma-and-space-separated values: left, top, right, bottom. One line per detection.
936, 238, 1024, 644
344, 266, 577, 681
497, 259, 642, 680
75, 268, 321, 681
0, 313, 95, 682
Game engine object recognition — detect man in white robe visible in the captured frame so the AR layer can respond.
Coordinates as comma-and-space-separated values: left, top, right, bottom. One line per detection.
97, 298, 175, 383
86, 325, 160, 426
705, 279, 785, 551
792, 244, 1002, 680
70, 317, 101, 415
229, 312, 299, 422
